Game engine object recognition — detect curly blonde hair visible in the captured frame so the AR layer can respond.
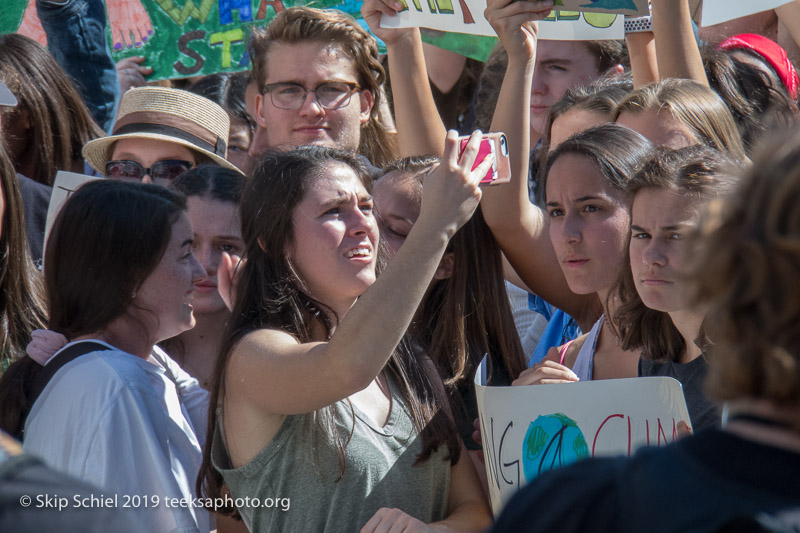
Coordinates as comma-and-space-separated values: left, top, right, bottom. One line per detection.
692, 126, 800, 407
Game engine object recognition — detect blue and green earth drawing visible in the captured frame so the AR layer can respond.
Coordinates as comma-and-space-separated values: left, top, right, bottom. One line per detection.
522, 413, 589, 481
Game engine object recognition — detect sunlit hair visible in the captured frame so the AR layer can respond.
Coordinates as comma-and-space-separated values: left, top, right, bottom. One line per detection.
703, 45, 799, 156
534, 76, 633, 205
0, 180, 185, 438
0, 140, 46, 365
690, 126, 800, 408
379, 156, 527, 435
612, 78, 747, 161
198, 147, 459, 517
0, 33, 103, 186
544, 122, 653, 203
248, 7, 394, 166
612, 145, 740, 362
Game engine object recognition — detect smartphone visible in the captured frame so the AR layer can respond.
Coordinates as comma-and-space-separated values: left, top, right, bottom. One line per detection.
458, 132, 511, 186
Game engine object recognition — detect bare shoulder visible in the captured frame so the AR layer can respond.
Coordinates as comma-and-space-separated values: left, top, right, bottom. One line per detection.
228, 328, 310, 366
236, 328, 301, 353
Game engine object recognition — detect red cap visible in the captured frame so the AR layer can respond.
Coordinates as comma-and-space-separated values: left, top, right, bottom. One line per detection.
719, 33, 799, 101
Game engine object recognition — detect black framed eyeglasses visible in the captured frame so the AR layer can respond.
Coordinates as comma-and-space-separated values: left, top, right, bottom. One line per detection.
264, 81, 361, 110
105, 159, 193, 182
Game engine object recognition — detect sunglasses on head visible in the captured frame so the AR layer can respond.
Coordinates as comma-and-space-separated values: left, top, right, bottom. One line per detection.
104, 159, 193, 182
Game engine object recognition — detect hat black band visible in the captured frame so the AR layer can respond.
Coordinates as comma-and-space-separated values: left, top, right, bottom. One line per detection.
113, 123, 227, 157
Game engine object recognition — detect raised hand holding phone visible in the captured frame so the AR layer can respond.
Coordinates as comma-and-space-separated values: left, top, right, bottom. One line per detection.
458, 132, 512, 185
416, 130, 494, 240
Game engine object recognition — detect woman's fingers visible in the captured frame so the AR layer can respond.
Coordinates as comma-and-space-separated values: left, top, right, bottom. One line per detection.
218, 252, 245, 312
513, 360, 580, 386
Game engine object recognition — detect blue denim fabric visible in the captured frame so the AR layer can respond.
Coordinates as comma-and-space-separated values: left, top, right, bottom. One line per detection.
36, 0, 119, 133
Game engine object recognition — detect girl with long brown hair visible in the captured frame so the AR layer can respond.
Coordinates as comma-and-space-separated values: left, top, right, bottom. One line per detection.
614, 145, 741, 431
0, 139, 46, 369
374, 156, 527, 487
199, 140, 492, 532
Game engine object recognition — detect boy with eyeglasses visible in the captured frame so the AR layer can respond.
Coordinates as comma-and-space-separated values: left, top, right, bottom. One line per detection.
248, 6, 395, 169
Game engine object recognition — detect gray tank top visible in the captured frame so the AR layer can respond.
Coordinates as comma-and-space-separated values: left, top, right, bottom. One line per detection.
212, 374, 451, 533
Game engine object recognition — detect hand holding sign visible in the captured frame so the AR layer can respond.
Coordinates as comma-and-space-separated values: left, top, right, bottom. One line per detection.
513, 359, 580, 385
485, 0, 553, 61
474, 356, 691, 515
363, 0, 417, 46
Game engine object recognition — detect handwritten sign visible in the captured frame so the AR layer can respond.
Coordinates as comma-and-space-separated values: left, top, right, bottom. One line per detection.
1, 0, 495, 78
474, 359, 691, 515
699, 0, 792, 28
1, 0, 387, 80
382, 6, 624, 40
45, 172, 102, 250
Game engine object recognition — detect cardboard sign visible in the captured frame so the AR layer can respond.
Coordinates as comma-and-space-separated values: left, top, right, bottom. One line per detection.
382, 5, 625, 39
45, 172, 102, 250
475, 358, 691, 515
700, 0, 792, 28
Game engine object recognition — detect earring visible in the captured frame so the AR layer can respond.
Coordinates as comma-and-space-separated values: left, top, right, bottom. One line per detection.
131, 290, 137, 300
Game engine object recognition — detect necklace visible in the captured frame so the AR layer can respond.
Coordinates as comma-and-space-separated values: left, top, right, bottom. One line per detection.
602, 319, 622, 348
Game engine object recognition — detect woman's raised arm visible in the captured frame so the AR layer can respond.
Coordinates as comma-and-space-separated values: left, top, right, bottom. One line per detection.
651, 0, 709, 84
227, 132, 493, 417
479, 0, 597, 325
362, 0, 447, 156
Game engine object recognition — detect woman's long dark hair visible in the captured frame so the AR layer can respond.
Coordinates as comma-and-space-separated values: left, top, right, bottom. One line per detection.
198, 147, 459, 516
0, 33, 103, 185
0, 141, 46, 366
703, 44, 799, 156
0, 180, 186, 438
381, 157, 527, 394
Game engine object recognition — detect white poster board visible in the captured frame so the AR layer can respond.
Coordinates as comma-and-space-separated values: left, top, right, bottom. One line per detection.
44, 171, 101, 249
475, 358, 691, 515
700, 0, 792, 27
382, 6, 625, 40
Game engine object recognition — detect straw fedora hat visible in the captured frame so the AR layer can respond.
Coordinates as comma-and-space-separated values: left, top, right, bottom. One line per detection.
83, 86, 241, 173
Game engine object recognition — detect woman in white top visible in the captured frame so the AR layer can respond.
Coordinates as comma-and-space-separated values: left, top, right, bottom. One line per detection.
0, 180, 211, 532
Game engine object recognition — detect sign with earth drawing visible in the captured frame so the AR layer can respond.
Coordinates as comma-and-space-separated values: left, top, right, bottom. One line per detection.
474, 362, 691, 516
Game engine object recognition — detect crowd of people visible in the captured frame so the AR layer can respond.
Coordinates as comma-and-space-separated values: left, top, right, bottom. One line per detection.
1, 0, 799, 531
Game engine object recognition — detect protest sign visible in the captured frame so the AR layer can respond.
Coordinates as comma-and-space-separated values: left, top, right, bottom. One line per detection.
474, 358, 691, 515
2, 0, 633, 82
382, 3, 626, 39
1, 0, 373, 80
45, 172, 102, 250
699, 0, 792, 28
